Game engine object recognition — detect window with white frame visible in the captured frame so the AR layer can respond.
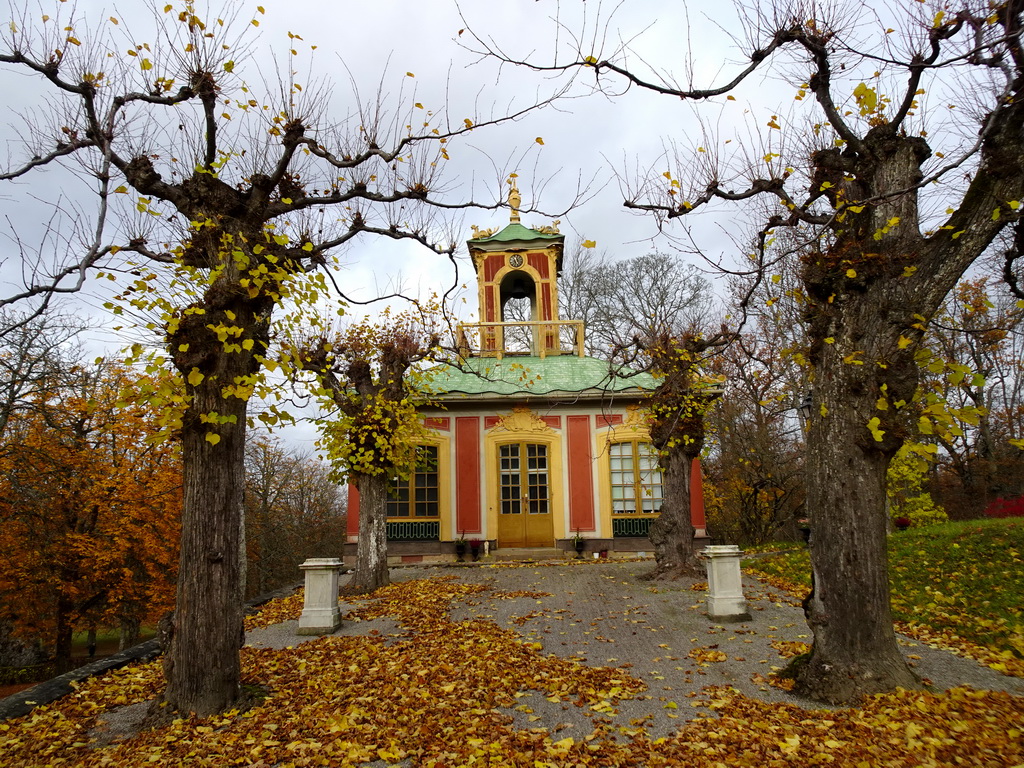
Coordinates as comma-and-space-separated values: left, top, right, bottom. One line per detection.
387, 445, 440, 518
609, 441, 663, 515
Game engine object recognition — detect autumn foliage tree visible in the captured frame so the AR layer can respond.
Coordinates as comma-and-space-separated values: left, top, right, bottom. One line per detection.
479, 1, 1024, 702
0, 2, 547, 713
0, 361, 181, 672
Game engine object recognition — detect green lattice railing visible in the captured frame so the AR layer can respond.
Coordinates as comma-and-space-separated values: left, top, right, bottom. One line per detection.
386, 520, 440, 541
612, 517, 653, 538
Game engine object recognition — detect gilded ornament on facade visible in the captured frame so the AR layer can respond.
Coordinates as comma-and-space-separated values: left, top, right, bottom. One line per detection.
625, 405, 649, 428
493, 407, 552, 434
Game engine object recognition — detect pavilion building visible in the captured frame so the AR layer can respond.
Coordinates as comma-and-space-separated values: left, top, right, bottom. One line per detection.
344, 188, 709, 562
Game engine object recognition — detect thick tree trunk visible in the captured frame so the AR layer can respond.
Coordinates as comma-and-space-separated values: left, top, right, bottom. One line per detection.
646, 448, 700, 580
164, 377, 249, 715
794, 343, 920, 704
350, 473, 390, 594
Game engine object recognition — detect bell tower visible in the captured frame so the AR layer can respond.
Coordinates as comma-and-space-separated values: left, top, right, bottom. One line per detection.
466, 179, 567, 356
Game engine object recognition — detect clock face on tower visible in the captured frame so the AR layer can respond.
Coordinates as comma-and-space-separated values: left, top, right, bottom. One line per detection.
508, 254, 524, 268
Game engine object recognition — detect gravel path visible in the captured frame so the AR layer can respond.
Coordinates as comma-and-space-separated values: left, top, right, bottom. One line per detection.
245, 557, 1024, 740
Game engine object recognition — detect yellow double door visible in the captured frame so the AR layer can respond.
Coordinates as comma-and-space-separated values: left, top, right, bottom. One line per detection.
496, 442, 554, 548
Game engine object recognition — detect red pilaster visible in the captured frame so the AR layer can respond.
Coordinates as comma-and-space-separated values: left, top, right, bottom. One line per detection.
567, 415, 595, 533
455, 416, 481, 536
346, 484, 360, 537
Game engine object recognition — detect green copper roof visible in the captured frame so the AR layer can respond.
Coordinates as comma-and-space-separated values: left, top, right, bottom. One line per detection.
423, 355, 657, 399
470, 222, 563, 244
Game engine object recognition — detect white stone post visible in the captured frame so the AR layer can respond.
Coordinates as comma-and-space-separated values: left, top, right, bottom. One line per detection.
297, 558, 343, 635
702, 545, 752, 622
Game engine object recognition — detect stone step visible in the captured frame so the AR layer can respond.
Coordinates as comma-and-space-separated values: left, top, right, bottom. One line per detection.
490, 547, 565, 562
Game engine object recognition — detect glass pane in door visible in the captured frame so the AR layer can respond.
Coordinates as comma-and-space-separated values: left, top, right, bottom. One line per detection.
499, 443, 521, 514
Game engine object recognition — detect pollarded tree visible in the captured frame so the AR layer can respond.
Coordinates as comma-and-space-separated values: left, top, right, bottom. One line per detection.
479, 1, 1024, 702
293, 309, 439, 593
0, 3, 554, 714
519, 247, 724, 575
627, 332, 729, 580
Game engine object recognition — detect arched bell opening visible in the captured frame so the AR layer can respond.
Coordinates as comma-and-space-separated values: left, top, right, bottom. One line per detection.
499, 270, 536, 317
498, 269, 539, 354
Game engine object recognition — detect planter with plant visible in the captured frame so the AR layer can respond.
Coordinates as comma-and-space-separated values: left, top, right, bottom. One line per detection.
572, 531, 586, 559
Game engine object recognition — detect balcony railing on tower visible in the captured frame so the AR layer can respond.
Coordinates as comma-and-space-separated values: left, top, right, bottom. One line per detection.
456, 319, 585, 359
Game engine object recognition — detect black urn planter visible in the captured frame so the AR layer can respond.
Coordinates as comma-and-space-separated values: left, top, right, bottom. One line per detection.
454, 541, 467, 561
469, 541, 481, 561
573, 539, 585, 559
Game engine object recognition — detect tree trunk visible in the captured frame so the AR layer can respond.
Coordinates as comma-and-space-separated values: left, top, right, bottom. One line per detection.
164, 378, 249, 715
350, 472, 389, 593
646, 448, 700, 579
119, 617, 140, 651
794, 342, 920, 704
54, 597, 74, 674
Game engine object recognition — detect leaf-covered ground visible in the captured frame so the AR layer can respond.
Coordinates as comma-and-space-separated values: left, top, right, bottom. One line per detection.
746, 518, 1024, 677
2, 566, 1023, 767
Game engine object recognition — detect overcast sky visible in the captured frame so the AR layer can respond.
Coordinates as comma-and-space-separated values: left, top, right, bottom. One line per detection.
0, 1, 774, 322
2, 1, 978, 448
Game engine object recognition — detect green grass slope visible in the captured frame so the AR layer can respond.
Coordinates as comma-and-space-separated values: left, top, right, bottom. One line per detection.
745, 519, 1024, 669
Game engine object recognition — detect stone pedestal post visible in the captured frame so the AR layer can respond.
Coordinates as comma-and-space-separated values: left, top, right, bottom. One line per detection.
297, 558, 342, 635
702, 545, 751, 622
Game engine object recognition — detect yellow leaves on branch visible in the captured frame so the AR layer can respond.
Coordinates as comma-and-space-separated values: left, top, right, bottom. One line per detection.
853, 82, 878, 115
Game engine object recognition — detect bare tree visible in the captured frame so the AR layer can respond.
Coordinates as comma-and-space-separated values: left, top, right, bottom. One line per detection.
707, 334, 807, 546
244, 435, 346, 598
476, 0, 1024, 703
0, 309, 86, 440
513, 246, 715, 357
0, 3, 557, 715
924, 275, 1024, 515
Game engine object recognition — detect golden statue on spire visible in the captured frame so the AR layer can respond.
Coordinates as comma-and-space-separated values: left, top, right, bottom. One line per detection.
508, 176, 521, 224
